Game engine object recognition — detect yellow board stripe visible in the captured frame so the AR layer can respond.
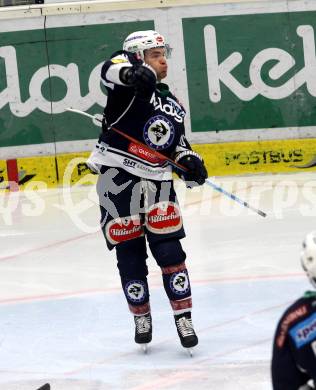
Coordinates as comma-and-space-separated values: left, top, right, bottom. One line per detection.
193, 138, 316, 176
0, 138, 315, 191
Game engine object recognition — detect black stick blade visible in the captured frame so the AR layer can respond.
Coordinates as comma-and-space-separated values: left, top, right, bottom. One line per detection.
36, 384, 50, 390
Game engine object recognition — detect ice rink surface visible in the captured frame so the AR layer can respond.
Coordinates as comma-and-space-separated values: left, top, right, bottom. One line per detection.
1, 172, 315, 390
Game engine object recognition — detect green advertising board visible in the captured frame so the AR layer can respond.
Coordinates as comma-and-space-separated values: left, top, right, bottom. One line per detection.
1, 7, 316, 149
183, 11, 316, 132
0, 20, 153, 148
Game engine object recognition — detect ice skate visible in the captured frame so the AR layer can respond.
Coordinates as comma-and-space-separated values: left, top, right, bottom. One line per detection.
141, 343, 149, 354
134, 313, 152, 352
174, 312, 198, 355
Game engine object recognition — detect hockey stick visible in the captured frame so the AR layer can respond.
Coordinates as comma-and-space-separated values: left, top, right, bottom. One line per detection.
66, 108, 267, 217
36, 384, 50, 390
205, 179, 266, 217
66, 108, 187, 172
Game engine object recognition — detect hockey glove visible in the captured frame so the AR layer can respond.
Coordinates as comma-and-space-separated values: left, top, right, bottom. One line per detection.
120, 65, 156, 98
175, 151, 208, 188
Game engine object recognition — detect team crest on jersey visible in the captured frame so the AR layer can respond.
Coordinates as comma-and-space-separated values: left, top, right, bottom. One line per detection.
143, 115, 175, 150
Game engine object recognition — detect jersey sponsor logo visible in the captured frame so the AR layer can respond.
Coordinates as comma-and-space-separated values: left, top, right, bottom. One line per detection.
289, 312, 316, 348
150, 95, 185, 123
170, 270, 190, 295
125, 280, 147, 303
91, 146, 171, 179
106, 216, 144, 245
143, 115, 175, 150
276, 304, 308, 348
135, 162, 167, 175
128, 142, 161, 164
145, 201, 182, 234
123, 158, 137, 168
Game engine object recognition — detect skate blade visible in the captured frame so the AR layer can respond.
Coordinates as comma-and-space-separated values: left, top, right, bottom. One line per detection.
186, 348, 194, 357
141, 344, 149, 354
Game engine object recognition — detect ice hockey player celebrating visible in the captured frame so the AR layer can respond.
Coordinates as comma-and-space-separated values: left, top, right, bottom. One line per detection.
87, 30, 208, 352
271, 231, 316, 389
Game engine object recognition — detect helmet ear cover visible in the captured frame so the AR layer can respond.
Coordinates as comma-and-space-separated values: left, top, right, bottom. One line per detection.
301, 231, 316, 288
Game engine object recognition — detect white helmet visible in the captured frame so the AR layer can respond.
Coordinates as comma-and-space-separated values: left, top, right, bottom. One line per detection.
301, 231, 316, 288
123, 30, 170, 60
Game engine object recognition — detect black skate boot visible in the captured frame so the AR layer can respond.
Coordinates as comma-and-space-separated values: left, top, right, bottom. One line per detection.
134, 313, 152, 347
174, 312, 198, 350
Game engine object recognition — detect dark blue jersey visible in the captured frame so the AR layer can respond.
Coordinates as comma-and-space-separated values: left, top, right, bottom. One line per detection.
87, 51, 194, 181
271, 291, 316, 390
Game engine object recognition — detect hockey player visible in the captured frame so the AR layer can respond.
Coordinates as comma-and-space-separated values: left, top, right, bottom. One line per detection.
271, 231, 316, 389
87, 30, 208, 351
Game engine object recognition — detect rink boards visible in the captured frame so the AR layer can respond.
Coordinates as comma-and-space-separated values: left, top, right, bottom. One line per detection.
1, 138, 315, 190
1, 0, 316, 190
1, 0, 316, 147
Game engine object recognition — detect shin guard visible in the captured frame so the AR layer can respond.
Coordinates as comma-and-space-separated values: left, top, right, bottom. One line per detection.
122, 278, 150, 315
161, 262, 192, 314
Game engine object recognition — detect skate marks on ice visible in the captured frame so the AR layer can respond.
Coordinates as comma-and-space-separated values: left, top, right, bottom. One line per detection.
122, 362, 270, 390
0, 173, 315, 390
0, 363, 269, 390
0, 268, 306, 390
4, 365, 266, 390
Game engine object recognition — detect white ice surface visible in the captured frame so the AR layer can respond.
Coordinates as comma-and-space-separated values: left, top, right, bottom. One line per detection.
0, 172, 315, 390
